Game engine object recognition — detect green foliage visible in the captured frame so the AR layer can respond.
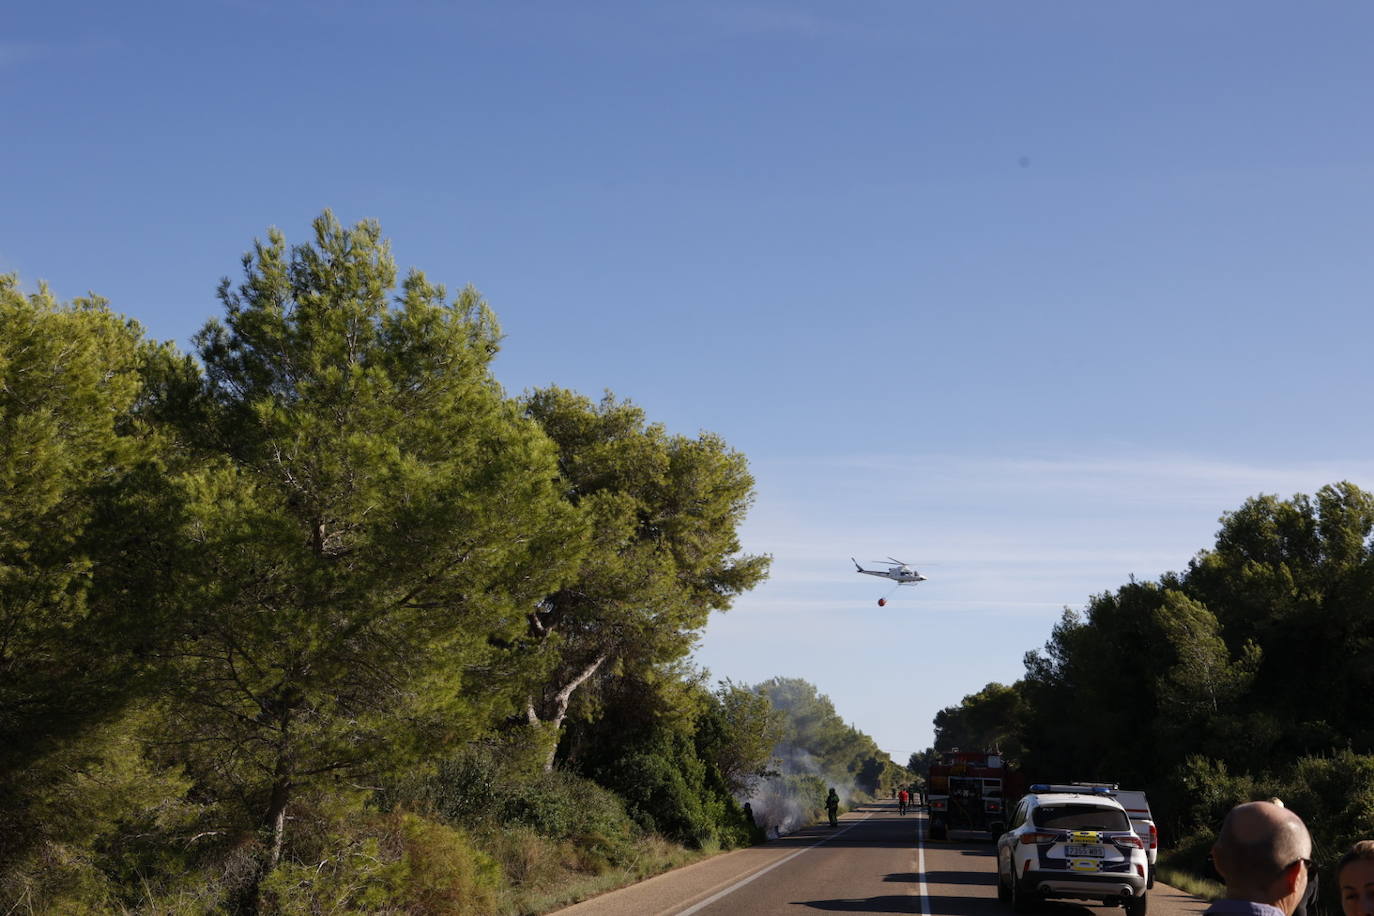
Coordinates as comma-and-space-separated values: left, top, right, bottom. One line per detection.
756, 677, 892, 793
522, 388, 770, 765
1154, 591, 1261, 721
932, 681, 1027, 758
502, 775, 636, 853
260, 812, 501, 915
876, 759, 915, 795
601, 738, 718, 845
989, 482, 1374, 898
0, 218, 780, 910
0, 707, 216, 913
1162, 750, 1374, 914
397, 742, 641, 872
908, 748, 938, 778
559, 668, 756, 850
695, 680, 783, 796
0, 277, 212, 901
1027, 484, 1374, 765
158, 212, 585, 877
0, 277, 154, 783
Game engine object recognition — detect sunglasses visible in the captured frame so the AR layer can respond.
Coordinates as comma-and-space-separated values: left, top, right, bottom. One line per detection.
1281, 857, 1315, 878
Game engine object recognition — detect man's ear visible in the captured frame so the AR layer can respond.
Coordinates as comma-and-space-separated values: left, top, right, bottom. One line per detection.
1279, 859, 1305, 895
1208, 848, 1227, 883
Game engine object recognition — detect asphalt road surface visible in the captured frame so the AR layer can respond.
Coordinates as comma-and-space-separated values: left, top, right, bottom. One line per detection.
551, 799, 1214, 916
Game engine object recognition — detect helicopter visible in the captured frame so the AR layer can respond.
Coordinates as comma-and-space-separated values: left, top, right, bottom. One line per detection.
852, 557, 928, 584
853, 558, 928, 606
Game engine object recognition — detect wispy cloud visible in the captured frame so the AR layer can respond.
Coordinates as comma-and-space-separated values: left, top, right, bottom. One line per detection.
784, 451, 1374, 505
728, 448, 1374, 611
706, 451, 1374, 757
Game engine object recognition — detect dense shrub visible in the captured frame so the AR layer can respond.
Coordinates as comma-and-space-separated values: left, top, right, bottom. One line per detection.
0, 712, 216, 914
1164, 750, 1374, 914
260, 812, 500, 915
588, 729, 754, 850
601, 744, 715, 845
401, 745, 641, 867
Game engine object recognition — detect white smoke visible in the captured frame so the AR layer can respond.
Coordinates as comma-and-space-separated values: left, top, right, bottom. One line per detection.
743, 745, 862, 837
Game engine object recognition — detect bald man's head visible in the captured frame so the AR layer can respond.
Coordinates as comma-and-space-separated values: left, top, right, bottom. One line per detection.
1213, 802, 1313, 906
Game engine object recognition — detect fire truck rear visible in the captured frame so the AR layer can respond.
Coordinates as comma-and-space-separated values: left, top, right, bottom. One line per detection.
925, 749, 1024, 841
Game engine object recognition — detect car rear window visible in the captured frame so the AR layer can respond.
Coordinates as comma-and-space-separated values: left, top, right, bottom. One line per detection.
1032, 804, 1129, 830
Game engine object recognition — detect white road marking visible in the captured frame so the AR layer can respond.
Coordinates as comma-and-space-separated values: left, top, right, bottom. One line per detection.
916, 813, 931, 916
675, 812, 876, 916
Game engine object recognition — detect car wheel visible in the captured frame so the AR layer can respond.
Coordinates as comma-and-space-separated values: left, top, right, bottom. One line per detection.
929, 820, 947, 841
997, 864, 1012, 904
1124, 894, 1148, 916
1010, 874, 1036, 913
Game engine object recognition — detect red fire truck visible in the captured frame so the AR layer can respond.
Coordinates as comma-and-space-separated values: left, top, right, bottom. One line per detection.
925, 749, 1025, 841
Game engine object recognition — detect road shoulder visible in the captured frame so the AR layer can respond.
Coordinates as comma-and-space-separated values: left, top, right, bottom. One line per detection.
549, 811, 874, 915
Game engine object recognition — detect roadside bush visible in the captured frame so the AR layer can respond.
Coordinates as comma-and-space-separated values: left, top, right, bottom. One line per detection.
260, 812, 500, 915
1165, 750, 1374, 916
1283, 750, 1374, 853
500, 770, 633, 848
398, 815, 503, 915
0, 842, 112, 915
597, 740, 716, 847
400, 743, 641, 868
478, 825, 565, 889
0, 711, 212, 914
1168, 755, 1270, 836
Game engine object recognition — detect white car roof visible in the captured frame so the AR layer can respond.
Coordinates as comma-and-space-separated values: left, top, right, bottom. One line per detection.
1029, 792, 1126, 807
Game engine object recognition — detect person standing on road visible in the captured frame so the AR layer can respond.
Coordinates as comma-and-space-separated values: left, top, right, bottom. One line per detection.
898, 788, 909, 815
1206, 801, 1313, 916
826, 788, 840, 828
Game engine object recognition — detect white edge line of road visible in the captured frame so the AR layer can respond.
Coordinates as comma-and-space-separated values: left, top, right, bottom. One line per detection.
675, 812, 876, 916
916, 812, 931, 916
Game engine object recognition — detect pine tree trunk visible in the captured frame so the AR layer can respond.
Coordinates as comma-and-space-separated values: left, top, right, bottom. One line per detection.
265, 777, 290, 870
541, 653, 609, 772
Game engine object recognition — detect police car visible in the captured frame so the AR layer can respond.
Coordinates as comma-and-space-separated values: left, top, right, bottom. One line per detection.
995, 785, 1149, 916
1069, 784, 1159, 888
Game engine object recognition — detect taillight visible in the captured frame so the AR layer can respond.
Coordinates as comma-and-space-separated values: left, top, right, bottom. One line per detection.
1149, 825, 1158, 850
1019, 832, 1059, 846
1113, 835, 1143, 849
930, 800, 946, 810
986, 801, 1001, 812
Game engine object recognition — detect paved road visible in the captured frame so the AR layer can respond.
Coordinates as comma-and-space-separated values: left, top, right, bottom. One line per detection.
551, 800, 1214, 916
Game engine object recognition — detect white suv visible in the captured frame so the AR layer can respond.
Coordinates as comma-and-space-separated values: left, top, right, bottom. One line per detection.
1065, 784, 1159, 888
996, 786, 1149, 916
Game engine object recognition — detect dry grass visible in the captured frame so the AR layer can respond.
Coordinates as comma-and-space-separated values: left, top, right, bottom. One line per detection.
1155, 865, 1225, 901
488, 831, 708, 915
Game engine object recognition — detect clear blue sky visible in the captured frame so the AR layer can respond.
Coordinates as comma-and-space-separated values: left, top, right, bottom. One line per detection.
6, 1, 1374, 762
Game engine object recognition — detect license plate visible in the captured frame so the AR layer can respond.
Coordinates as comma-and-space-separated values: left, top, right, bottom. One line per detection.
1066, 845, 1105, 857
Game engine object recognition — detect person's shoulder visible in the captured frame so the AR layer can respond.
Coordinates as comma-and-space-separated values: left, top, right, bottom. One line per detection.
1203, 899, 1285, 916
